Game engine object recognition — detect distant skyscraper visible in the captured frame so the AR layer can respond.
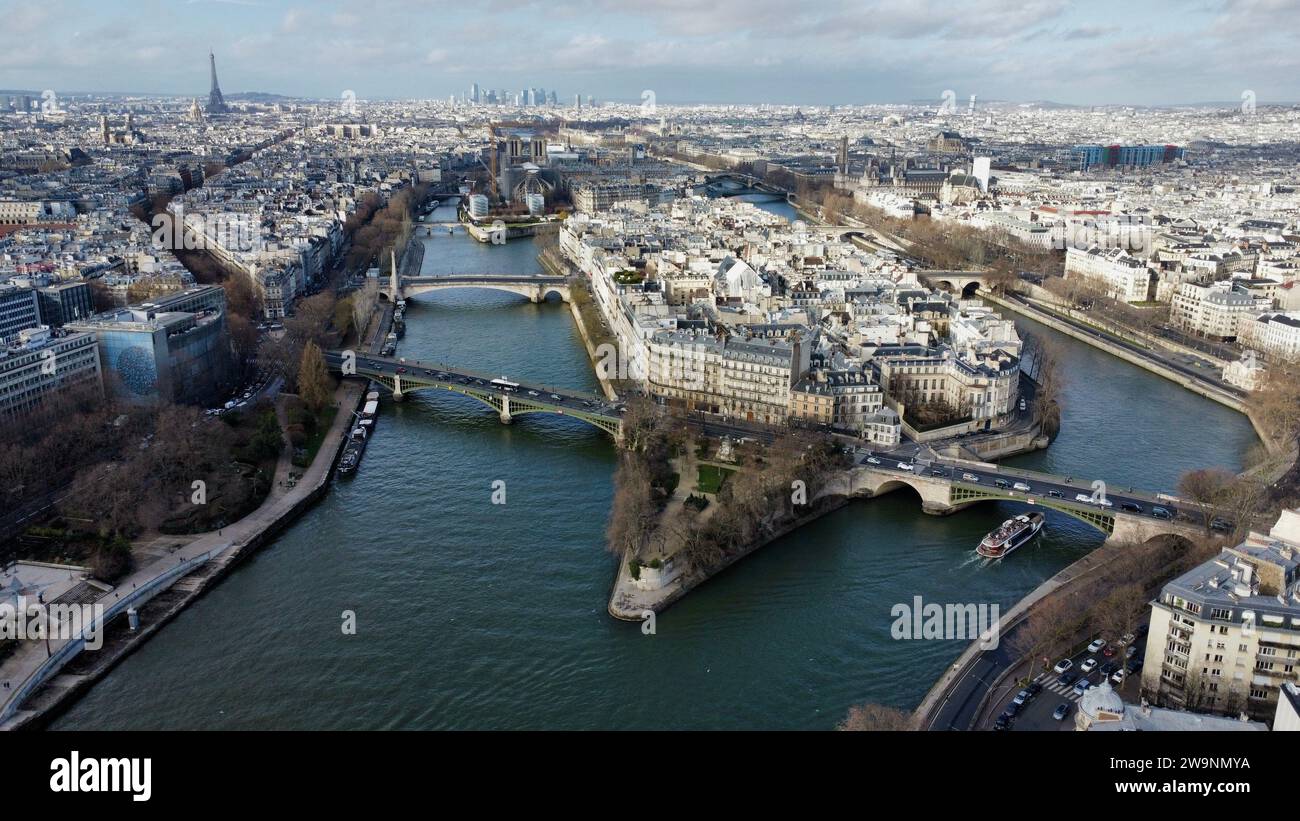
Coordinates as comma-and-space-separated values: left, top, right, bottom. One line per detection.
207, 50, 229, 114
470, 83, 480, 104
968, 94, 977, 116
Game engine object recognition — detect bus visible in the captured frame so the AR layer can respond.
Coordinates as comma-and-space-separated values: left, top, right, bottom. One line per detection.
490, 377, 520, 393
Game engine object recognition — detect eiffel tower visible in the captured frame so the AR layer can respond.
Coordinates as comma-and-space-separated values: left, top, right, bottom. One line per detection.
207, 50, 229, 114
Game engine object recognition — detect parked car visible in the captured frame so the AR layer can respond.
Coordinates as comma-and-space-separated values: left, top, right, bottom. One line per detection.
1026, 682, 1043, 697
1004, 700, 1021, 717
1053, 659, 1073, 674
1012, 689, 1031, 706
1073, 678, 1092, 695
1052, 702, 1071, 721
1087, 638, 1107, 654
1080, 658, 1098, 673
994, 713, 1011, 731
1110, 669, 1126, 686
1125, 645, 1139, 660
1057, 671, 1077, 687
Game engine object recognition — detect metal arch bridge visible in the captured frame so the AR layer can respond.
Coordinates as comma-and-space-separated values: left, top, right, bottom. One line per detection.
856, 459, 1212, 544
382, 274, 571, 303
323, 350, 623, 441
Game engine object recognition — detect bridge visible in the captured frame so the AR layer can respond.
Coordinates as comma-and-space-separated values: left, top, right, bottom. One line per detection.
916, 270, 991, 298
699, 173, 797, 203
324, 350, 624, 442
383, 273, 571, 304
834, 453, 1213, 546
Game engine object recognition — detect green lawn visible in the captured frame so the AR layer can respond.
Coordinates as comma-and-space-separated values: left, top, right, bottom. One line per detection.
697, 463, 735, 494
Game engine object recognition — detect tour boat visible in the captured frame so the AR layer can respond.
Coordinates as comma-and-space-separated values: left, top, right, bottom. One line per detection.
976, 512, 1044, 559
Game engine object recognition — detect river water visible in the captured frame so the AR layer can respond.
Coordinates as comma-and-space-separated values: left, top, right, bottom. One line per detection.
52, 199, 1257, 730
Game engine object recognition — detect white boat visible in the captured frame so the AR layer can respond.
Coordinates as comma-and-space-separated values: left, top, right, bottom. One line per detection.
977, 512, 1044, 559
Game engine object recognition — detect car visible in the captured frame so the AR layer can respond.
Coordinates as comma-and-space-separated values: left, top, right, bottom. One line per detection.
898, 462, 914, 471
1075, 493, 1093, 503
1052, 703, 1071, 721
528, 390, 540, 397
1053, 659, 1073, 674
1087, 638, 1107, 654
1211, 517, 1233, 533
1099, 662, 1117, 677
994, 713, 1011, 731
930, 469, 947, 477
1120, 502, 1143, 513
1110, 669, 1126, 685
1004, 700, 1021, 717
550, 394, 561, 400
1152, 506, 1172, 520
1073, 678, 1092, 695
1124, 659, 1143, 675
994, 479, 1010, 489
1012, 689, 1031, 706
866, 456, 882, 465
1019, 398, 1027, 412
1080, 658, 1098, 673
1120, 632, 1136, 646
1125, 645, 1139, 660
425, 370, 435, 376
1026, 681, 1043, 697
962, 473, 980, 482
1057, 671, 1077, 686
1013, 482, 1031, 492
396, 367, 407, 374
1047, 489, 1064, 499
1104, 645, 1118, 657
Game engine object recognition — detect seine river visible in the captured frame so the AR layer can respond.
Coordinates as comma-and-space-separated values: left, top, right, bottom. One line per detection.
53, 199, 1257, 730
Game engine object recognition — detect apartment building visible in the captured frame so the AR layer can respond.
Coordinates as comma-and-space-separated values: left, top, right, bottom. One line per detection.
873, 344, 1020, 423
1238, 311, 1300, 362
789, 368, 884, 433
1169, 281, 1266, 341
1142, 508, 1300, 722
1065, 246, 1154, 303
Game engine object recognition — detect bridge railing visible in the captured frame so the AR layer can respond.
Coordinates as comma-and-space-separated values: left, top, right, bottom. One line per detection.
342, 356, 611, 408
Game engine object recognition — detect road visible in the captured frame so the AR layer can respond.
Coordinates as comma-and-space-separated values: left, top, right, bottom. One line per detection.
852, 448, 1217, 530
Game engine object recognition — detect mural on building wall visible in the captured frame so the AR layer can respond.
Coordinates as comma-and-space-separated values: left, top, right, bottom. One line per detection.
115, 345, 157, 395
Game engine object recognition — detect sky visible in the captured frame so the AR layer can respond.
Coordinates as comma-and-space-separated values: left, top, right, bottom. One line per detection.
2, 0, 1298, 106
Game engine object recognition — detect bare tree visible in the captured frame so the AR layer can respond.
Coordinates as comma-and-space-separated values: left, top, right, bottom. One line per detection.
838, 702, 915, 731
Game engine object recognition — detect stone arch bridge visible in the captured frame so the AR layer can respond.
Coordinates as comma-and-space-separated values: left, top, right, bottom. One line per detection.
382, 274, 570, 304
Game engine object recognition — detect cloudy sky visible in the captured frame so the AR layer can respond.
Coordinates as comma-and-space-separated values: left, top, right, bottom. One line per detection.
2, 0, 1298, 106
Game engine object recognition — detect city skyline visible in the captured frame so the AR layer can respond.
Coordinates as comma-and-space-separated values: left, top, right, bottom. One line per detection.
2, 0, 1300, 106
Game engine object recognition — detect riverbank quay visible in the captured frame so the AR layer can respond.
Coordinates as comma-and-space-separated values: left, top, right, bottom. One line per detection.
0, 301, 390, 731
539, 249, 620, 401
984, 291, 1291, 463
915, 535, 1143, 731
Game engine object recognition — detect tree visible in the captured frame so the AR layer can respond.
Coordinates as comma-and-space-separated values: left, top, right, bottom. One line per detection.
838, 702, 915, 731
298, 341, 333, 412
1177, 467, 1235, 535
